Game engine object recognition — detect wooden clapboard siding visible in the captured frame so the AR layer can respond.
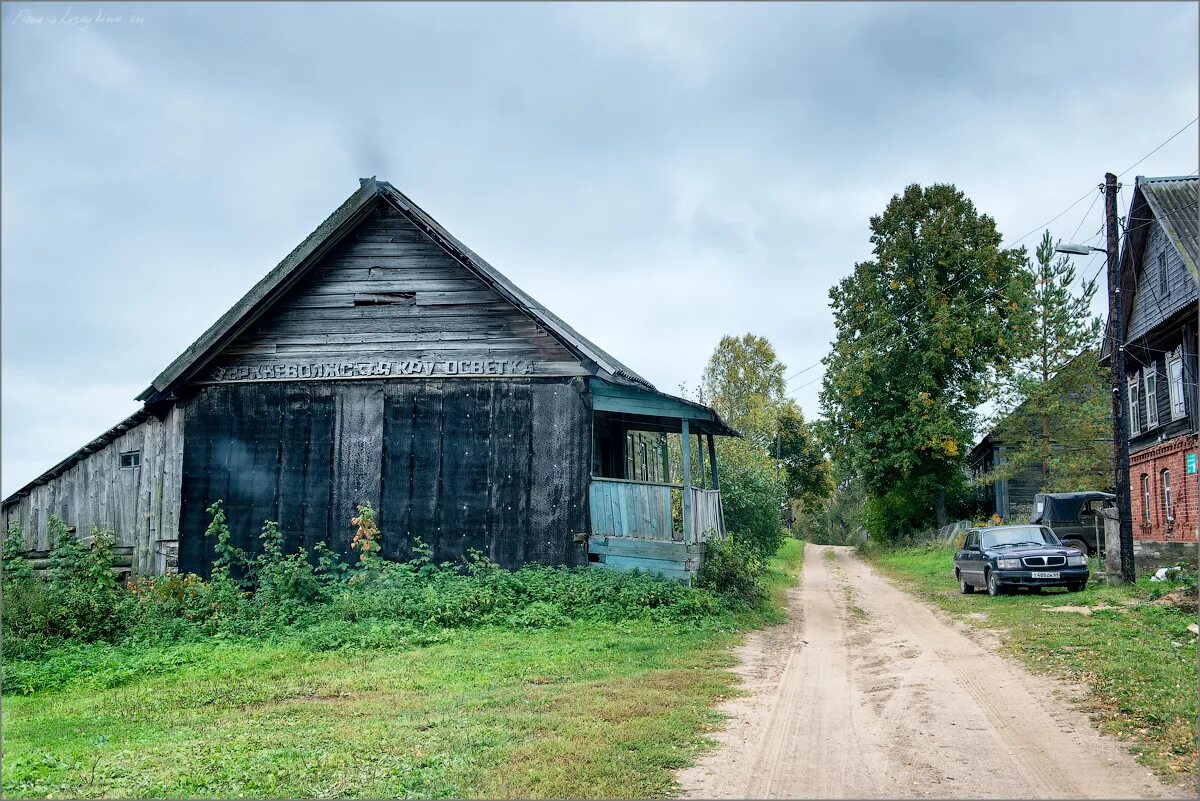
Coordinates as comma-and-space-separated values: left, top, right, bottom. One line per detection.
2, 406, 184, 574
200, 203, 586, 381
178, 378, 590, 575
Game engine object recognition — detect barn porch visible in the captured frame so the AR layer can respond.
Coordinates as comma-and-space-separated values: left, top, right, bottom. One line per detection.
586, 379, 738, 582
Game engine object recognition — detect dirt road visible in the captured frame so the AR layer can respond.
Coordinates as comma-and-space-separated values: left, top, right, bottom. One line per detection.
678, 543, 1182, 799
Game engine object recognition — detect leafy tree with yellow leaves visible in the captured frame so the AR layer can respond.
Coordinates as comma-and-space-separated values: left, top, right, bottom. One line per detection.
819, 183, 1030, 538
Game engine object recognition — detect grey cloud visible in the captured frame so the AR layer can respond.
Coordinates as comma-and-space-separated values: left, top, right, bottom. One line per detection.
2, 1, 1196, 496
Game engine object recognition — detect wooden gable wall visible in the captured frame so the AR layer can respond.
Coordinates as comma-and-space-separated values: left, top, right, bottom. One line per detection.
1127, 216, 1198, 343
191, 199, 586, 388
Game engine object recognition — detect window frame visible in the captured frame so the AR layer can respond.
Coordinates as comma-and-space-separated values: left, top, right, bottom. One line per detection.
1168, 349, 1186, 420
1157, 250, 1169, 298
1144, 362, 1159, 429
1127, 372, 1142, 435
1141, 474, 1151, 521
119, 450, 141, 470
1163, 469, 1174, 523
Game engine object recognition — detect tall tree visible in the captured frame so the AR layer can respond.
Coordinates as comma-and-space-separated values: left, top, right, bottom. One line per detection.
701, 334, 786, 450
986, 231, 1108, 487
820, 183, 1029, 534
778, 400, 833, 513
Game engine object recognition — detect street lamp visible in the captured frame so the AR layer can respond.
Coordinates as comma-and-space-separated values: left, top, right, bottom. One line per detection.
1054, 243, 1105, 256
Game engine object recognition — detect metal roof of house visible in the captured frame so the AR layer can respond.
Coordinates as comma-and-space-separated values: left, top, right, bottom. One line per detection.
1138, 175, 1199, 276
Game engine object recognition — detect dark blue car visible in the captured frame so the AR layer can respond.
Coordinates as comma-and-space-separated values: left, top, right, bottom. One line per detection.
954, 524, 1089, 596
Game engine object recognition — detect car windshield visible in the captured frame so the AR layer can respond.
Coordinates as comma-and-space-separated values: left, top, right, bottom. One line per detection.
981, 526, 1059, 549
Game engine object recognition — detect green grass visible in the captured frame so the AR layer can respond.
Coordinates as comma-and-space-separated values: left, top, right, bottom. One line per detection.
2, 541, 804, 799
865, 544, 1198, 780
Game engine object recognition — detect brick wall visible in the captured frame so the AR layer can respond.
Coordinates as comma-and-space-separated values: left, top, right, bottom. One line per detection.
1128, 433, 1199, 542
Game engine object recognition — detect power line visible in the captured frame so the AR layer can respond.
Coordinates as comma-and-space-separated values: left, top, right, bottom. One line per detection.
1116, 117, 1198, 178
784, 117, 1199, 391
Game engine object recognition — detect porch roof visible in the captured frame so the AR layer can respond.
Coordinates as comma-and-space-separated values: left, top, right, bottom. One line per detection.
588, 379, 741, 437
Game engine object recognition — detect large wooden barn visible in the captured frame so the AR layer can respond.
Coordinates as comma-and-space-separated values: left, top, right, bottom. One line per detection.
3, 179, 736, 581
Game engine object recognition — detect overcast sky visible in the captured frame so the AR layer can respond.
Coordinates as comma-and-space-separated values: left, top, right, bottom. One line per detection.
2, 1, 1197, 497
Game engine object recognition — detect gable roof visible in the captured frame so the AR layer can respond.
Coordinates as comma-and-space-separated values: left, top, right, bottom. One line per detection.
1138, 175, 1199, 277
1100, 174, 1198, 362
138, 177, 652, 402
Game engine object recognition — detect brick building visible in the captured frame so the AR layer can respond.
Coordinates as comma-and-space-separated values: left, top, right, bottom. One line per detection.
1113, 175, 1199, 542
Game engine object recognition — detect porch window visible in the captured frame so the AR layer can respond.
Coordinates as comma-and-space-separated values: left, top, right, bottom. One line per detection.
1127, 373, 1141, 435
1169, 350, 1186, 419
1143, 362, 1158, 429
1163, 469, 1174, 523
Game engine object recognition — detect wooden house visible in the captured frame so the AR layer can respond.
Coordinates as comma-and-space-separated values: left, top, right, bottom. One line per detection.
1110, 175, 1199, 542
2, 179, 737, 581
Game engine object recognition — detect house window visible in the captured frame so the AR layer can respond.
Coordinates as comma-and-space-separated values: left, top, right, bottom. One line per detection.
1141, 474, 1151, 521
1162, 469, 1174, 523
1144, 362, 1159, 428
1157, 251, 1169, 298
640, 440, 649, 482
1169, 350, 1186, 419
1127, 373, 1141, 434
119, 451, 141, 469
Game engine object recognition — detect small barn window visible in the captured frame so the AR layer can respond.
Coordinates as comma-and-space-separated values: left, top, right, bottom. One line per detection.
1143, 363, 1158, 429
120, 450, 141, 469
1157, 251, 1169, 298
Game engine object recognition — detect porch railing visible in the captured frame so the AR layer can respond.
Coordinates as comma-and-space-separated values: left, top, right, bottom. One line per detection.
588, 478, 723, 544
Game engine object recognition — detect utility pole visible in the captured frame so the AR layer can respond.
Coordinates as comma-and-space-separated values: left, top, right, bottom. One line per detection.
1104, 171, 1136, 582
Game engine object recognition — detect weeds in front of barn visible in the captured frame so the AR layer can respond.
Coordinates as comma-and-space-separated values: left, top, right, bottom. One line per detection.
1, 506, 804, 798
865, 543, 1198, 781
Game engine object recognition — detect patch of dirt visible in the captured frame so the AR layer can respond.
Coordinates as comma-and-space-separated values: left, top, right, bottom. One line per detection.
677, 544, 1182, 799
1151, 588, 1199, 616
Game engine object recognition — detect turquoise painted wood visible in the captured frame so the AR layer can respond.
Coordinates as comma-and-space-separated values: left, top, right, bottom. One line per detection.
589, 478, 674, 539
589, 379, 718, 423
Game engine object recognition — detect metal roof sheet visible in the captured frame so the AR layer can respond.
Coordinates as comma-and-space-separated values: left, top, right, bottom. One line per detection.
1138, 175, 1198, 275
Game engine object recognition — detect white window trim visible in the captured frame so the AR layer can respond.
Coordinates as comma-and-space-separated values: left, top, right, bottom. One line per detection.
1144, 362, 1159, 429
1168, 349, 1186, 420
1163, 469, 1174, 523
1128, 372, 1141, 435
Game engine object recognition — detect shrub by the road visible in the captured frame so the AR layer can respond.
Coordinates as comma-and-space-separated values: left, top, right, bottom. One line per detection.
0, 501, 783, 694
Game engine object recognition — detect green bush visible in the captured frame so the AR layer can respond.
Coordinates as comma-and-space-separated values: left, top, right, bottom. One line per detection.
718, 456, 787, 558
2, 499, 773, 690
696, 535, 766, 604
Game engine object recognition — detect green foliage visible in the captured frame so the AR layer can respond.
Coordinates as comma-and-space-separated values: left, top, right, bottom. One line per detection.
983, 230, 1110, 492
701, 333, 787, 449
2, 501, 778, 677
715, 439, 787, 557
820, 183, 1030, 538
696, 534, 766, 604
777, 400, 833, 512
1, 519, 126, 656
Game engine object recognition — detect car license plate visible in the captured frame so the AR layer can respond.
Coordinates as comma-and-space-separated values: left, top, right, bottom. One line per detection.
1031, 571, 1060, 579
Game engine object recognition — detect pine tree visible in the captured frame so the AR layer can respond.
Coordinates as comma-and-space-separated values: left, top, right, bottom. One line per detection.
986, 230, 1109, 490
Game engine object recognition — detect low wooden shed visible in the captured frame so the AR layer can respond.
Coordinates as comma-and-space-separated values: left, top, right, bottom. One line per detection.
2, 179, 736, 581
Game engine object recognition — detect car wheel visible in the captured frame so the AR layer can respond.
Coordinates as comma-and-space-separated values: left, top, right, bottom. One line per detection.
986, 570, 1003, 596
1063, 538, 1089, 555
960, 577, 975, 594
1067, 580, 1087, 592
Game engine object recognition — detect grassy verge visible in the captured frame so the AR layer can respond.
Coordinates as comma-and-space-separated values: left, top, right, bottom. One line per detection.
864, 543, 1198, 779
2, 541, 804, 799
